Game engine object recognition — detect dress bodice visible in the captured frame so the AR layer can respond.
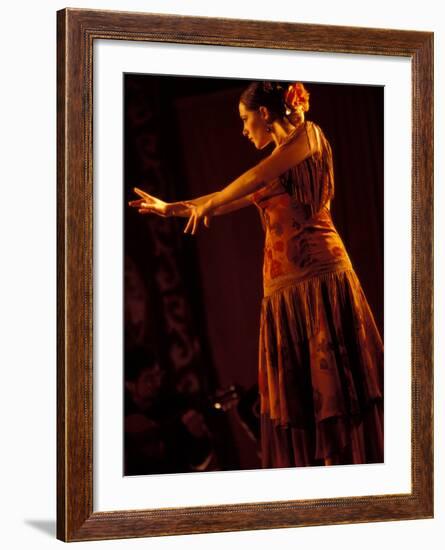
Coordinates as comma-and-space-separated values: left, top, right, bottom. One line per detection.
248, 122, 353, 296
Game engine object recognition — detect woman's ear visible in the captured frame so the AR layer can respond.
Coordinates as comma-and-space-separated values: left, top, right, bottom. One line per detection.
259, 105, 271, 123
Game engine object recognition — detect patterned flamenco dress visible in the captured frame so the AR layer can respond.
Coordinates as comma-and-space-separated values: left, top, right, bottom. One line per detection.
247, 121, 384, 468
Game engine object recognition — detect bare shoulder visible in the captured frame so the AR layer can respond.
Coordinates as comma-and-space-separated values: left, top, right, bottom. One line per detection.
276, 120, 324, 154
251, 121, 325, 184
304, 121, 325, 155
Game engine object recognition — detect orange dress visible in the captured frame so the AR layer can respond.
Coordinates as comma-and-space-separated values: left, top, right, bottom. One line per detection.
247, 121, 384, 467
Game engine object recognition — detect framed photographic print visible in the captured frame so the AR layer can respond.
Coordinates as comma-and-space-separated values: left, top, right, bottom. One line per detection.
57, 8, 433, 542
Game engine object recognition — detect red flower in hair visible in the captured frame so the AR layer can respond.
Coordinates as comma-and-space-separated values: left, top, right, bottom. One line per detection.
284, 83, 310, 112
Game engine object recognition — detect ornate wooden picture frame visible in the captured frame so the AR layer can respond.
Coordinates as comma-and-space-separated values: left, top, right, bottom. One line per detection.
57, 8, 433, 542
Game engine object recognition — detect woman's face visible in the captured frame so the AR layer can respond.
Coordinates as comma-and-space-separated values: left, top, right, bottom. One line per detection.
239, 102, 272, 150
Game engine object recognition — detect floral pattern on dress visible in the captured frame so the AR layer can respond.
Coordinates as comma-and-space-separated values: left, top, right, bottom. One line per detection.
247, 121, 383, 467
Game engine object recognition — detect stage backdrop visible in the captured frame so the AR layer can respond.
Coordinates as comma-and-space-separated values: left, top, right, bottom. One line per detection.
124, 75, 383, 474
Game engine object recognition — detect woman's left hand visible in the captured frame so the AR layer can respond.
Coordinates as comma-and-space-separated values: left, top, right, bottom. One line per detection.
183, 200, 214, 235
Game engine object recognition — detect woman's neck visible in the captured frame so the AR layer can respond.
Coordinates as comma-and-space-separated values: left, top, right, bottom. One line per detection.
271, 116, 305, 148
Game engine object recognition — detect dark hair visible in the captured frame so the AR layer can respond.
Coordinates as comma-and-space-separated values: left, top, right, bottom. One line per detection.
240, 81, 309, 125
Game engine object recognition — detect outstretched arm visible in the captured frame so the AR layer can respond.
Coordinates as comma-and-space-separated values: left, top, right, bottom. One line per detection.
179, 192, 254, 216
184, 125, 317, 234
129, 189, 253, 218
209, 125, 316, 211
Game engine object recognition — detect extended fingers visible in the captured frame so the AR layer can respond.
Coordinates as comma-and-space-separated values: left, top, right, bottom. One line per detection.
192, 215, 199, 235
133, 187, 150, 199
184, 211, 201, 234
137, 206, 169, 218
128, 198, 144, 207
184, 214, 194, 234
129, 199, 152, 210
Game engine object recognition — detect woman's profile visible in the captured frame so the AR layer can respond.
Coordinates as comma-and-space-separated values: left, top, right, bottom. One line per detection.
128, 81, 384, 468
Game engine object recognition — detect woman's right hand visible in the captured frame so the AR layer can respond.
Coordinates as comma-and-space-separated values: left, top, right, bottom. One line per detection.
128, 187, 211, 225
128, 187, 179, 218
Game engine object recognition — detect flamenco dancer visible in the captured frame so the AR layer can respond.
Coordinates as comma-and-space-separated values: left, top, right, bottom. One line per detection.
129, 81, 384, 468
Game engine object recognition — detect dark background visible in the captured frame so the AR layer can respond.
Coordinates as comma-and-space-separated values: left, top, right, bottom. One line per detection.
123, 74, 383, 474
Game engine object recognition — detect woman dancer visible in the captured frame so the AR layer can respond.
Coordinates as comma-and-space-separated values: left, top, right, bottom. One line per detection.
129, 81, 384, 468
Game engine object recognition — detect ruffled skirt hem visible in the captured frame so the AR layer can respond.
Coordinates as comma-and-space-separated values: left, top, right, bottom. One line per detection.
258, 268, 384, 467
261, 399, 384, 467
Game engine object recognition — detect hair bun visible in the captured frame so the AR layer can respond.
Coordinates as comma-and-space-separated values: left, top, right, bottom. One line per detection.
240, 80, 308, 123
262, 81, 285, 94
